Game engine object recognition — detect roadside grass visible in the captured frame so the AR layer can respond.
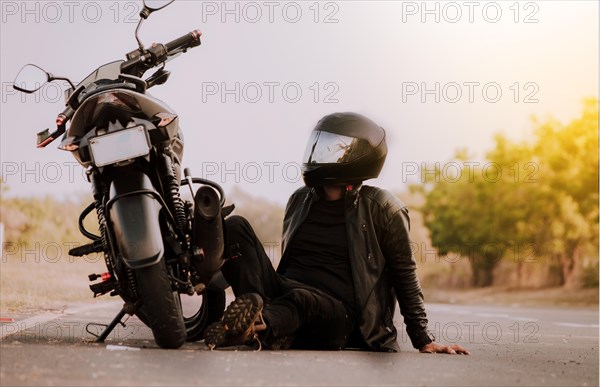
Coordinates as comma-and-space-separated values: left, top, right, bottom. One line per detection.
0, 256, 106, 312
425, 286, 599, 308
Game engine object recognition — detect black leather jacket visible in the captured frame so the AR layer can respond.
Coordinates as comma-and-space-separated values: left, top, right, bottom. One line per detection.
277, 184, 432, 352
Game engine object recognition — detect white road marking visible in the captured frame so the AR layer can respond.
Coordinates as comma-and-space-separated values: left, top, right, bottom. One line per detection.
512, 316, 539, 322
475, 313, 510, 318
106, 344, 140, 351
0, 304, 105, 339
553, 322, 599, 328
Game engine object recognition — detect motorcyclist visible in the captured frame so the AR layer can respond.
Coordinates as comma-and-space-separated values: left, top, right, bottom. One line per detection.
205, 112, 469, 354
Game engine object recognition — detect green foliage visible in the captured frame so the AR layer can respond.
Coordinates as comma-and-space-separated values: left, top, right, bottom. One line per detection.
420, 99, 599, 288
420, 159, 508, 287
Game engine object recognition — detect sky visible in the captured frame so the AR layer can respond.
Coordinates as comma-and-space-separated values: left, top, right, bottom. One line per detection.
1, 0, 598, 205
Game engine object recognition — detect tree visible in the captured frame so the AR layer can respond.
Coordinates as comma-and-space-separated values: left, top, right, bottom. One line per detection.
419, 153, 516, 287
420, 99, 598, 288
521, 99, 598, 286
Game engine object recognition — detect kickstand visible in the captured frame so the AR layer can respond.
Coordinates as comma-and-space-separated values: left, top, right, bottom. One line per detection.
86, 302, 136, 343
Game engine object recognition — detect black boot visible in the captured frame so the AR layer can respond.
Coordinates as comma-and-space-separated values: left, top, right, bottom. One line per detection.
204, 293, 267, 350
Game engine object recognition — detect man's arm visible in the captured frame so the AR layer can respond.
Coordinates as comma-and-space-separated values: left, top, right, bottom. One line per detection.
380, 205, 432, 349
380, 203, 469, 355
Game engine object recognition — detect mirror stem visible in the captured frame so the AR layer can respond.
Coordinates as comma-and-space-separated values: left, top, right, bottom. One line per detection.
135, 17, 146, 53
50, 75, 75, 90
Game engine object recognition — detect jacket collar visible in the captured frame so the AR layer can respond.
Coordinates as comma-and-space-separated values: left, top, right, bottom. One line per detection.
306, 183, 363, 209
345, 183, 363, 209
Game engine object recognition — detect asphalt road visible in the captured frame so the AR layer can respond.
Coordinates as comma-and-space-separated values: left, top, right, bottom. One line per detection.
0, 299, 598, 386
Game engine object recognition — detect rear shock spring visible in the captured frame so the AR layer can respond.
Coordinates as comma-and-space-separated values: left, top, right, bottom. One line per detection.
94, 190, 113, 275
163, 152, 188, 238
96, 196, 137, 298
171, 164, 188, 234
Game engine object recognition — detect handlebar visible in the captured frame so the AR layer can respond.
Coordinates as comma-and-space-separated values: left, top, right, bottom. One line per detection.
43, 29, 202, 143
165, 29, 202, 53
122, 29, 202, 76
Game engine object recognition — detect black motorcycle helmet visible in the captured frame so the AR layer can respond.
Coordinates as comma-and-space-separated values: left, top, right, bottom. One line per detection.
302, 112, 387, 187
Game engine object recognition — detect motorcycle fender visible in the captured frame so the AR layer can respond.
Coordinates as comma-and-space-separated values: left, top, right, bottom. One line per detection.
108, 171, 164, 269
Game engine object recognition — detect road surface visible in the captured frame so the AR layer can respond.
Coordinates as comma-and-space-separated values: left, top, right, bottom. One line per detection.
1, 300, 598, 386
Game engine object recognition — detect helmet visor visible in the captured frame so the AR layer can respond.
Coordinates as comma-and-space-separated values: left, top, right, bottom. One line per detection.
303, 131, 371, 164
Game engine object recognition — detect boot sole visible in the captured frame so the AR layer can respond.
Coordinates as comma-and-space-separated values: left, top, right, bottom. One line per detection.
204, 293, 264, 349
222, 293, 264, 335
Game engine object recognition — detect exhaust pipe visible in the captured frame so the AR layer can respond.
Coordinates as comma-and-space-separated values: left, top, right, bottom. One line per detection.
192, 186, 224, 284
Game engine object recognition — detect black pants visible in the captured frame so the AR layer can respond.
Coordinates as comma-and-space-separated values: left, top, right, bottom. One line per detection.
221, 215, 354, 350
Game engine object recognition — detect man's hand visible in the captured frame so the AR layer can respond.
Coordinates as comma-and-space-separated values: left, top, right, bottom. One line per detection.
420, 342, 470, 355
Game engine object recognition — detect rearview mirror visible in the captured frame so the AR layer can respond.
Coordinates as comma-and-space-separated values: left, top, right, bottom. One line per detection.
143, 0, 174, 12
13, 64, 49, 94
135, 0, 174, 54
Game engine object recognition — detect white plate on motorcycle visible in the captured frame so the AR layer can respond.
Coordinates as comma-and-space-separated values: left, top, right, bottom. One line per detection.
89, 126, 151, 167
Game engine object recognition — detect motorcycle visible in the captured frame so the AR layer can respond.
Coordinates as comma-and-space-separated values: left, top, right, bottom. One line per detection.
12, 0, 229, 349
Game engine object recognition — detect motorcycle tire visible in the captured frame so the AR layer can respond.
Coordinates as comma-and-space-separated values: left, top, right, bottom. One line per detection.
134, 262, 186, 349
184, 288, 226, 342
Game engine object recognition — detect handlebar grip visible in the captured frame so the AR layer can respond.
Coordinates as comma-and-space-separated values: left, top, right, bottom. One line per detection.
165, 30, 202, 53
